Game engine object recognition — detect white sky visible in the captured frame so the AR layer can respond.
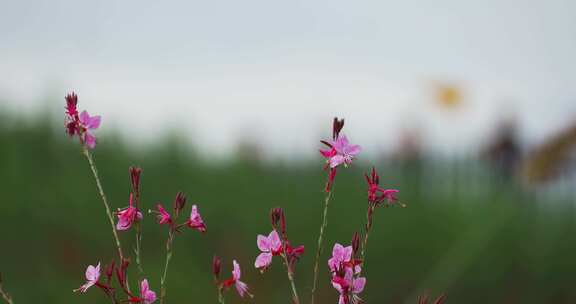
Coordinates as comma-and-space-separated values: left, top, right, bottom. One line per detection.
1, 0, 576, 159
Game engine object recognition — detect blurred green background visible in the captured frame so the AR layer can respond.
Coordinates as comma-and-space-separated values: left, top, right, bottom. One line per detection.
1, 111, 575, 304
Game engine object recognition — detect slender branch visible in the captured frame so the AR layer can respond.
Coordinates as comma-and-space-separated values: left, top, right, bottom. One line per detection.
0, 273, 14, 304
134, 188, 144, 276
160, 229, 175, 304
360, 204, 375, 264
310, 190, 333, 304
216, 286, 225, 304
82, 147, 125, 262
135, 222, 144, 276
280, 253, 300, 304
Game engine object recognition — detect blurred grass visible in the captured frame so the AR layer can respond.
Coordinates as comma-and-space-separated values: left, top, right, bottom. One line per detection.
0, 113, 575, 303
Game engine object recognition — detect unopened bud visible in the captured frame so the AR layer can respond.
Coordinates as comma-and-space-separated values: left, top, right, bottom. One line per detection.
212, 255, 221, 278
352, 232, 360, 255
129, 167, 142, 194
173, 191, 186, 217
332, 117, 345, 140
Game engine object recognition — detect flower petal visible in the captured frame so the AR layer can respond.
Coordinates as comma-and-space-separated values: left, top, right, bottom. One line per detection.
268, 230, 282, 251
352, 277, 366, 294
257, 234, 270, 252
254, 252, 273, 269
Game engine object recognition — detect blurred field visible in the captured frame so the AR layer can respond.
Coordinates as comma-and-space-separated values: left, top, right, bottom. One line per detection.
1, 113, 575, 304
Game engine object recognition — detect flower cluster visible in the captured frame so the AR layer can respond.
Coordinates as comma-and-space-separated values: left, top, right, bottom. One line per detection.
61, 95, 441, 304
151, 192, 206, 233
319, 118, 361, 191
255, 208, 304, 272
64, 92, 101, 149
328, 241, 366, 304
74, 261, 157, 304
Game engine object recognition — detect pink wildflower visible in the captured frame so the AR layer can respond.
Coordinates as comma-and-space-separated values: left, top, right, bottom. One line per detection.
139, 279, 157, 304
116, 193, 143, 231
319, 118, 361, 192
320, 135, 361, 168
255, 230, 282, 270
155, 204, 172, 225
365, 167, 400, 206
186, 204, 206, 232
78, 110, 101, 149
74, 262, 101, 293
222, 260, 252, 298
328, 243, 361, 274
332, 268, 366, 304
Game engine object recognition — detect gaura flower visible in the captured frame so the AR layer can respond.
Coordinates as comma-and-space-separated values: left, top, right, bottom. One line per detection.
138, 279, 157, 304
365, 167, 400, 206
255, 230, 282, 270
332, 268, 366, 304
328, 243, 361, 274
74, 262, 101, 293
186, 205, 206, 232
116, 193, 143, 231
155, 204, 172, 225
222, 260, 252, 298
78, 110, 101, 149
320, 135, 361, 168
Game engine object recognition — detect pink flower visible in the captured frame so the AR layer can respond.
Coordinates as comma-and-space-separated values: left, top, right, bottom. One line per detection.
332, 268, 366, 304
328, 243, 361, 274
186, 204, 206, 232
74, 262, 101, 293
255, 230, 282, 270
139, 279, 157, 304
78, 110, 101, 149
155, 204, 172, 225
116, 193, 143, 231
323, 135, 361, 168
365, 167, 399, 206
222, 260, 252, 298
231, 260, 251, 298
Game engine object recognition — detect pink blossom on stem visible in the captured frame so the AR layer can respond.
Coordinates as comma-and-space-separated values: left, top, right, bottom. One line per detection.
332, 268, 366, 304
223, 260, 252, 298
365, 167, 400, 206
116, 193, 143, 231
139, 279, 157, 304
74, 262, 101, 293
78, 110, 101, 149
320, 135, 361, 169
155, 204, 172, 225
255, 230, 282, 270
186, 204, 206, 232
328, 243, 361, 274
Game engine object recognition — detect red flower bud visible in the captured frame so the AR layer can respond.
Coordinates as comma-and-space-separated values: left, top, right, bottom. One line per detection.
351, 232, 360, 255
173, 191, 186, 218
332, 117, 345, 140
129, 167, 142, 194
212, 255, 222, 278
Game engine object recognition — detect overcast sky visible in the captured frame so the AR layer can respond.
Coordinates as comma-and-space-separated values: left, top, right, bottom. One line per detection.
1, 0, 576, 159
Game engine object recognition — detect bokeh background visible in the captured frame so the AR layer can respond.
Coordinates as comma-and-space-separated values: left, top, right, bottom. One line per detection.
2, 0, 576, 303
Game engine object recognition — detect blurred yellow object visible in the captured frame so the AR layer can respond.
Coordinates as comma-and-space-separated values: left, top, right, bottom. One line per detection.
523, 123, 576, 183
436, 85, 462, 109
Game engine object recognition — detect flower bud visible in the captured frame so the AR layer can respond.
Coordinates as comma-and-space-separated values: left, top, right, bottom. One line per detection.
212, 255, 221, 278
129, 167, 142, 194
351, 232, 360, 255
332, 117, 345, 140
173, 191, 186, 217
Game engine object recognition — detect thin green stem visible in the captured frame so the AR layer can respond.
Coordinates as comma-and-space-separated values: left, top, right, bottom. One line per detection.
82, 148, 125, 261
360, 204, 375, 264
310, 190, 333, 304
160, 229, 175, 304
0, 273, 14, 304
216, 286, 225, 304
280, 251, 300, 304
135, 222, 144, 276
